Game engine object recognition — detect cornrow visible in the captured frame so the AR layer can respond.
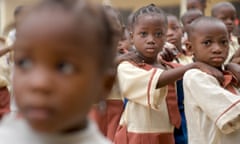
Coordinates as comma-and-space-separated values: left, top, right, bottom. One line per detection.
131, 4, 167, 29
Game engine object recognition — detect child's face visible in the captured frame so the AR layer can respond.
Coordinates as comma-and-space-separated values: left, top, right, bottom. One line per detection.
190, 22, 229, 67
187, 0, 205, 13
13, 10, 112, 133
166, 16, 182, 49
117, 29, 131, 54
132, 14, 166, 60
183, 13, 202, 29
214, 6, 236, 34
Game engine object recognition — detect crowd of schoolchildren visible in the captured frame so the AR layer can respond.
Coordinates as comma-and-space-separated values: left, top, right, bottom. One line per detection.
0, 0, 238, 143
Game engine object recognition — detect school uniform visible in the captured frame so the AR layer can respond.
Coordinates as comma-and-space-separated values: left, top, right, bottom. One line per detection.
171, 49, 193, 144
114, 61, 180, 144
0, 55, 10, 119
89, 82, 124, 141
173, 53, 193, 66
183, 68, 240, 144
0, 115, 111, 144
225, 34, 240, 64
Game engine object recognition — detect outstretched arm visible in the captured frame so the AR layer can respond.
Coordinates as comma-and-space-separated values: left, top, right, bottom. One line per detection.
157, 62, 224, 88
0, 47, 12, 57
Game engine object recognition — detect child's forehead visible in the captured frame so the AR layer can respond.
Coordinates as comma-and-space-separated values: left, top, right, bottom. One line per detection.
193, 22, 227, 36
136, 14, 166, 25
16, 10, 100, 54
167, 16, 179, 24
187, 0, 201, 6
217, 5, 236, 13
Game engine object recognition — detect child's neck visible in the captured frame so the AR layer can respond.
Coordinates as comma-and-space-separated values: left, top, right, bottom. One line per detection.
60, 118, 88, 134
135, 51, 157, 65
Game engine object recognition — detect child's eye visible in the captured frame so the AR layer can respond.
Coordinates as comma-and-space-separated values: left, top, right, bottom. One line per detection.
140, 32, 147, 37
221, 39, 229, 46
172, 26, 179, 31
15, 58, 33, 70
202, 40, 212, 46
155, 32, 163, 37
56, 62, 75, 74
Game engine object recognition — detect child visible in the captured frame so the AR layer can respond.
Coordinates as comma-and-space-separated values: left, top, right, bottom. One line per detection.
88, 5, 123, 142
165, 14, 191, 144
166, 14, 193, 65
0, 0, 118, 143
211, 2, 239, 64
113, 4, 224, 144
181, 9, 203, 56
184, 16, 240, 144
117, 26, 132, 55
186, 0, 206, 15
181, 9, 203, 34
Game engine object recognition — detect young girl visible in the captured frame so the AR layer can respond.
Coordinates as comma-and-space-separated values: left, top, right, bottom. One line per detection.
0, 0, 118, 143
113, 4, 224, 144
184, 16, 240, 144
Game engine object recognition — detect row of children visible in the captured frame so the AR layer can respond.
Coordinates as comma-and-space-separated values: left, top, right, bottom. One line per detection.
89, 1, 240, 144
0, 0, 238, 144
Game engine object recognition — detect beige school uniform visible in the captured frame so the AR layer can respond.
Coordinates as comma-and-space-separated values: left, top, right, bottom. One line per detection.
173, 53, 193, 65
183, 69, 240, 144
225, 35, 240, 64
114, 61, 177, 144
89, 82, 124, 141
0, 115, 111, 144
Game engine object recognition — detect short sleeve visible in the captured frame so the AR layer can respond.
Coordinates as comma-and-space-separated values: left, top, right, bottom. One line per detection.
117, 61, 167, 110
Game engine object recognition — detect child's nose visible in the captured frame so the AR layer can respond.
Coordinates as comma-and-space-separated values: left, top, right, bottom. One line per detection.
226, 18, 233, 24
212, 44, 222, 53
146, 35, 155, 44
28, 67, 53, 95
167, 29, 174, 37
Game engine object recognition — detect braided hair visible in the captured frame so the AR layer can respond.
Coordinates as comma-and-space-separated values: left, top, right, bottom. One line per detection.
130, 4, 167, 30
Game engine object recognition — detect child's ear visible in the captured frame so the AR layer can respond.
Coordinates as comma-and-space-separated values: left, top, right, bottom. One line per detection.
129, 31, 134, 44
185, 40, 193, 55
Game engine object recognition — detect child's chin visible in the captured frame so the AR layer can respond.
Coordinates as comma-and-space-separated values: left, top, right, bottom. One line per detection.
27, 120, 60, 133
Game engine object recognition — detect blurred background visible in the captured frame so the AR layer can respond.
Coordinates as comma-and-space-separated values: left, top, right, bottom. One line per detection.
0, 0, 239, 36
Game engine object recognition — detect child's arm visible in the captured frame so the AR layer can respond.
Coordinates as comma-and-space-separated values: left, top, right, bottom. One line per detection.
0, 47, 12, 57
157, 62, 224, 88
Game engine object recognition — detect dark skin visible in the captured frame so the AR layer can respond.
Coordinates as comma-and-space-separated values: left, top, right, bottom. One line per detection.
13, 8, 115, 134
127, 14, 224, 88
187, 19, 240, 85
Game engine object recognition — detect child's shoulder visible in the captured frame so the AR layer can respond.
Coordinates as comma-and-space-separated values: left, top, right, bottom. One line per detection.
184, 68, 212, 80
115, 51, 137, 65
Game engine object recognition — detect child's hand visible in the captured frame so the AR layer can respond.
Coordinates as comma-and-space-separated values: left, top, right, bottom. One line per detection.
225, 63, 240, 87
158, 43, 178, 62
195, 62, 224, 84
